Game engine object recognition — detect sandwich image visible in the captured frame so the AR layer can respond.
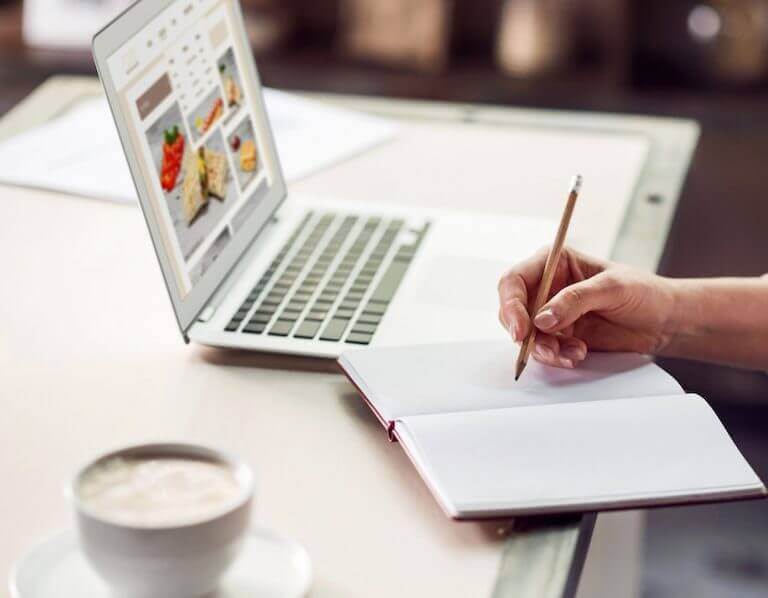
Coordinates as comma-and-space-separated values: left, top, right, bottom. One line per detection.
202, 147, 228, 199
180, 145, 230, 225
181, 149, 207, 224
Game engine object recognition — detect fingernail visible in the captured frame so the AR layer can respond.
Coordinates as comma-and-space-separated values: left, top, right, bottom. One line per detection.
534, 309, 558, 330
534, 344, 555, 360
560, 358, 575, 368
561, 346, 586, 361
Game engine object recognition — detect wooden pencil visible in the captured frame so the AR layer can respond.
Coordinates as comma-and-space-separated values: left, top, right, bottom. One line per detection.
515, 175, 582, 381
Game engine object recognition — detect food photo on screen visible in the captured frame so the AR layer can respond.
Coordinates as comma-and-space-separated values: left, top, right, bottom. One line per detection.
187, 88, 225, 143
146, 110, 235, 260
227, 116, 261, 193
217, 47, 244, 115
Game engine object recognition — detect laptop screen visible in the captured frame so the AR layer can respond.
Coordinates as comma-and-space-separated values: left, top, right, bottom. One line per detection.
104, 0, 281, 300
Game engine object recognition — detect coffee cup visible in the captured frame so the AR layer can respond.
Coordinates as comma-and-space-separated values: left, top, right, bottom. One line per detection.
69, 443, 254, 598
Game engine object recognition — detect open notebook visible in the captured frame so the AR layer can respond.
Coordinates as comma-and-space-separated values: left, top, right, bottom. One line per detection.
338, 341, 766, 519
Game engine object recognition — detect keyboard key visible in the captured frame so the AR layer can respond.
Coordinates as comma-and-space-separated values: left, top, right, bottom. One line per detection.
370, 261, 409, 304
346, 332, 373, 345
269, 320, 295, 336
320, 318, 350, 341
243, 322, 266, 334
294, 320, 322, 339
351, 322, 377, 334
363, 302, 387, 316
357, 313, 382, 325
225, 321, 240, 332
276, 311, 299, 322
250, 313, 272, 324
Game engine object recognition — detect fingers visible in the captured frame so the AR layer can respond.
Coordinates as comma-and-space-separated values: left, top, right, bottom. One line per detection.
498, 246, 611, 345
533, 272, 619, 335
497, 247, 551, 337
498, 248, 549, 305
498, 299, 529, 342
532, 334, 588, 369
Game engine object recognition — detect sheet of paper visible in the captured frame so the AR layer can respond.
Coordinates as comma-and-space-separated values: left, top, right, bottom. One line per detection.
0, 89, 396, 203
339, 341, 683, 422
263, 89, 395, 182
23, 0, 132, 49
397, 394, 765, 518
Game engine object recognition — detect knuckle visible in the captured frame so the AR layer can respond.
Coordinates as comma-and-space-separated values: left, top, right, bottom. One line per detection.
598, 271, 621, 291
562, 286, 583, 306
497, 272, 509, 293
498, 271, 526, 299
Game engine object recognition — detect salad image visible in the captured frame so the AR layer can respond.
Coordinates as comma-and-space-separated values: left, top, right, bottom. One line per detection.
160, 125, 185, 192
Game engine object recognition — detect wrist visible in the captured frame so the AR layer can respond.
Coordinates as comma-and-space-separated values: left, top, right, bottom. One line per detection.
658, 278, 703, 357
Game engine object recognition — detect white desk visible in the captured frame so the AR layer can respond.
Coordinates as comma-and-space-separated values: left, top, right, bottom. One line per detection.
0, 76, 698, 598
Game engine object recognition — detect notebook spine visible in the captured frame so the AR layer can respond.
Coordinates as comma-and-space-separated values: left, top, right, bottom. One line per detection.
387, 421, 396, 443
337, 358, 398, 443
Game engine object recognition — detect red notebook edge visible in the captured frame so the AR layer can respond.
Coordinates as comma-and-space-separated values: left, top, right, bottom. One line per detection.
336, 355, 398, 442
336, 354, 459, 517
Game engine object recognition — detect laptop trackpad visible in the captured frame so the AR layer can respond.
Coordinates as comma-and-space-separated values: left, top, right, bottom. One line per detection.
409, 256, 508, 311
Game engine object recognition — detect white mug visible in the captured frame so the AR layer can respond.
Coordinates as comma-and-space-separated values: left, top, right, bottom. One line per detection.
70, 443, 254, 598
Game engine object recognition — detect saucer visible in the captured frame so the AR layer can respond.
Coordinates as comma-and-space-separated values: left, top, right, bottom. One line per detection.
10, 526, 312, 598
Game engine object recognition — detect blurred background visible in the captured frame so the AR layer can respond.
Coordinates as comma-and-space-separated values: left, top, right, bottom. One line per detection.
1, 0, 767, 596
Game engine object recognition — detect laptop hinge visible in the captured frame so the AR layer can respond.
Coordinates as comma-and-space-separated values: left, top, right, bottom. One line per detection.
197, 306, 216, 323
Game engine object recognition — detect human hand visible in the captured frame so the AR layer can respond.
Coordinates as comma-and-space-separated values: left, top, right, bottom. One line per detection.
497, 247, 677, 368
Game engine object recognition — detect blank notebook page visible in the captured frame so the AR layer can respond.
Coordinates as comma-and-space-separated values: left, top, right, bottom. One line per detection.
340, 342, 683, 421
396, 394, 764, 518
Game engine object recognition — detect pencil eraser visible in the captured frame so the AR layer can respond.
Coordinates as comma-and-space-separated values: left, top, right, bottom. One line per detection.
571, 174, 583, 195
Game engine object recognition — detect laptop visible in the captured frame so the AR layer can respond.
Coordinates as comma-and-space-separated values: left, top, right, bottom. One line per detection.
92, 0, 647, 358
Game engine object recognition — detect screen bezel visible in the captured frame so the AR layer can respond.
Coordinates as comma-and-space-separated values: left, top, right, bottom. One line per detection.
92, 0, 287, 338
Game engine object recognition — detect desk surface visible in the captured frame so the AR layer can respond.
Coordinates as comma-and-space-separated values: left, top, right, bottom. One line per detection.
0, 76, 697, 598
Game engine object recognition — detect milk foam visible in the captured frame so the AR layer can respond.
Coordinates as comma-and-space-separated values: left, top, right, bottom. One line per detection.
78, 457, 244, 527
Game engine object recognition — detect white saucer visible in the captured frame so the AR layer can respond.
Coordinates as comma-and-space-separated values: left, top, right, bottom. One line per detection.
10, 526, 312, 598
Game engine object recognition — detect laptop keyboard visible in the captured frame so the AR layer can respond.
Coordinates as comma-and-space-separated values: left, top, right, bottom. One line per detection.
224, 211, 429, 345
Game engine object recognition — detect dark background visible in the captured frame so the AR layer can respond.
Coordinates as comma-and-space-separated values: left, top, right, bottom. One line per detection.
1, 1, 766, 595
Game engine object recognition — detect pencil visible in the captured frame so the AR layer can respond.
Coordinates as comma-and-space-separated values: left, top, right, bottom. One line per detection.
515, 175, 583, 381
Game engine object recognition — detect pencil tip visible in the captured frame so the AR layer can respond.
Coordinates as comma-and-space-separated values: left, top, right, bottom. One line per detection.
514, 371, 521, 382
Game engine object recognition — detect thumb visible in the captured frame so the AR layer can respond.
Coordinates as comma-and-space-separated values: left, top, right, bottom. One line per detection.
533, 273, 618, 333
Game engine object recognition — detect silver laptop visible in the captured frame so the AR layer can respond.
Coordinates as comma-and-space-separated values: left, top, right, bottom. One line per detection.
92, 0, 641, 359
